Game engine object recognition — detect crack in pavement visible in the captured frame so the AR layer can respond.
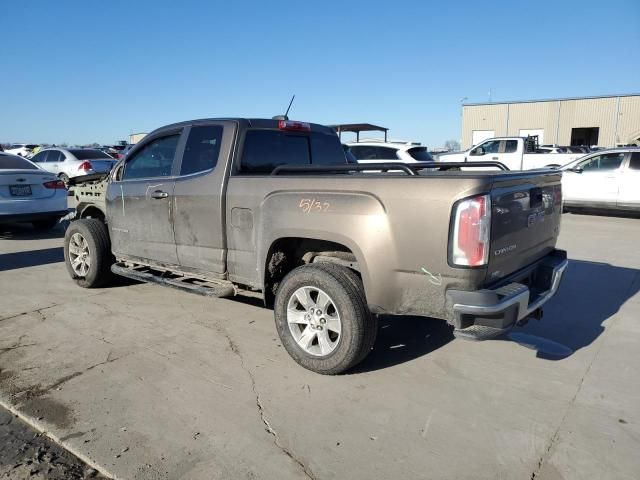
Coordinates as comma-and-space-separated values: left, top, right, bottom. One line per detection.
13, 350, 132, 401
0, 334, 37, 355
0, 291, 111, 324
0, 303, 60, 323
214, 324, 316, 480
529, 269, 631, 479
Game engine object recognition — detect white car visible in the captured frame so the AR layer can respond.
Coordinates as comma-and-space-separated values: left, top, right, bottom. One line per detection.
562, 148, 640, 212
0, 153, 68, 230
5, 143, 39, 158
347, 141, 434, 163
30, 148, 117, 184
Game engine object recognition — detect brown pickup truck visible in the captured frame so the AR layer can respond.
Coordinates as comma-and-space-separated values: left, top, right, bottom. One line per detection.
65, 118, 567, 374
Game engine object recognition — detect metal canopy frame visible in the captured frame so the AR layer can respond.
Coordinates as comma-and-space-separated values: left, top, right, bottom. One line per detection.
328, 123, 389, 143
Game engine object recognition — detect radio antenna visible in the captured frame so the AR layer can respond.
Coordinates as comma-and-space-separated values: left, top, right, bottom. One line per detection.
284, 94, 295, 119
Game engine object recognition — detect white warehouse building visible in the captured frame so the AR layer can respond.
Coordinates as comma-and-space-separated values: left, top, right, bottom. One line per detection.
461, 93, 640, 149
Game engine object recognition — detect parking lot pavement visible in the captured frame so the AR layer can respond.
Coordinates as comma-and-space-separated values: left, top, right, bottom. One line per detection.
0, 407, 106, 479
0, 215, 639, 480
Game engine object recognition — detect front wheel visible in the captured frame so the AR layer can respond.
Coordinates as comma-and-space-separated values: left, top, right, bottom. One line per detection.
274, 264, 375, 374
64, 219, 114, 288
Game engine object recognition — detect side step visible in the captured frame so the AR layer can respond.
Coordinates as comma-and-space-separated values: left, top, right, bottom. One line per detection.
453, 325, 508, 341
111, 263, 236, 298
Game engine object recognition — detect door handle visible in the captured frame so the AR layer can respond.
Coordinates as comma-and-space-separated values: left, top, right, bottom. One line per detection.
492, 156, 499, 160
151, 190, 169, 199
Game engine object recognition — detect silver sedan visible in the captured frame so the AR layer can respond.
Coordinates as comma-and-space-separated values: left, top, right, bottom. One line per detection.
30, 148, 117, 184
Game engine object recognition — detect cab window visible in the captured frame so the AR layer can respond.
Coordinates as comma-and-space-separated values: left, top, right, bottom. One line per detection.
578, 153, 624, 172
503, 140, 518, 153
180, 126, 223, 175
241, 130, 310, 173
122, 135, 180, 180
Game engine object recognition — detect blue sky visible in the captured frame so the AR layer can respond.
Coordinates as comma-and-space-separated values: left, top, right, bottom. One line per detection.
2, 0, 639, 147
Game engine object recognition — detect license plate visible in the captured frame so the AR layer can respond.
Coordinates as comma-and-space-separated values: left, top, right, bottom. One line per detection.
9, 185, 32, 197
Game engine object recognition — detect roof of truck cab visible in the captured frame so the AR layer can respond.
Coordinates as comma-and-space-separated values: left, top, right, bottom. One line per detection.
146, 118, 337, 137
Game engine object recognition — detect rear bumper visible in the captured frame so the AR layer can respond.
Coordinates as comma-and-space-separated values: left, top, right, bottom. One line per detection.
0, 210, 69, 224
446, 249, 568, 333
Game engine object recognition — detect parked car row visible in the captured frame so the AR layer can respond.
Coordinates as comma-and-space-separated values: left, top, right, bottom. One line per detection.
30, 148, 117, 184
0, 152, 68, 230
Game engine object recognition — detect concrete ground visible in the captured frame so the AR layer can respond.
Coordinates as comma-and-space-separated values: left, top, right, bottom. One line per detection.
0, 214, 638, 480
0, 408, 106, 479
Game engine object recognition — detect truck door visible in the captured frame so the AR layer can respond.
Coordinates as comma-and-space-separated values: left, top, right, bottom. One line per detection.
617, 152, 640, 209
563, 152, 624, 205
172, 122, 236, 275
106, 130, 184, 264
498, 139, 521, 169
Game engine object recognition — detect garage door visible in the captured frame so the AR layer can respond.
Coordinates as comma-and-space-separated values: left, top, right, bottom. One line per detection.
472, 130, 495, 146
519, 129, 544, 145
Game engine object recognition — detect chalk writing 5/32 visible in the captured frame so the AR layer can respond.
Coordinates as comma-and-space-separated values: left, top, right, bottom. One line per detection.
299, 198, 330, 214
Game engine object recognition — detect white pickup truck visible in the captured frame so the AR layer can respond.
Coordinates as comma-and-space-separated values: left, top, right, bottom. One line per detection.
436, 137, 585, 170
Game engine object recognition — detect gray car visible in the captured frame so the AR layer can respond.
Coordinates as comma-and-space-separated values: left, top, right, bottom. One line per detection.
30, 148, 117, 184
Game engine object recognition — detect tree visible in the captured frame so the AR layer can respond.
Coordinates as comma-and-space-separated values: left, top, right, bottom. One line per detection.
444, 139, 460, 152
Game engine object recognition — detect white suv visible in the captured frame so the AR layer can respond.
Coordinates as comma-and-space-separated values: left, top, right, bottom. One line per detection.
347, 141, 434, 163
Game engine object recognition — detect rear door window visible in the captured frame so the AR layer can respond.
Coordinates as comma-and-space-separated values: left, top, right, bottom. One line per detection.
628, 152, 640, 170
46, 151, 62, 162
180, 125, 223, 175
376, 147, 399, 160
241, 130, 310, 173
349, 145, 377, 160
122, 134, 180, 180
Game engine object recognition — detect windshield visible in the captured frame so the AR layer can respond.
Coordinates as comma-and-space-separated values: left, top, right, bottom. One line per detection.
70, 149, 114, 160
0, 154, 39, 170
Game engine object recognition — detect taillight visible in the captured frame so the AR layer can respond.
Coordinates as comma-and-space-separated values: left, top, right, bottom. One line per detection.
78, 161, 92, 171
43, 180, 66, 189
451, 194, 491, 267
278, 120, 311, 132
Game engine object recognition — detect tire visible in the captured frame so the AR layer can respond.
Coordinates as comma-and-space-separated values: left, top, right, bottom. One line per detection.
312, 262, 378, 365
32, 218, 58, 231
274, 264, 375, 374
64, 219, 114, 288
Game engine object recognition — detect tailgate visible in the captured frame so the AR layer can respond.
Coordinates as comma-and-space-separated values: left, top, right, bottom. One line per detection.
486, 170, 562, 283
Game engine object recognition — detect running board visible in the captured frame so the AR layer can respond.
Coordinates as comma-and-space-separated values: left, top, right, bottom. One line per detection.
111, 263, 236, 298
453, 325, 508, 341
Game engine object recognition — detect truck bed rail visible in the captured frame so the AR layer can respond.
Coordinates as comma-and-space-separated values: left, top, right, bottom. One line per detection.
270, 161, 509, 176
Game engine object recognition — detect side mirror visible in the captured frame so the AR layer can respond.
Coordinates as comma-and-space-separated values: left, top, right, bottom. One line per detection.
471, 147, 485, 156
568, 167, 583, 173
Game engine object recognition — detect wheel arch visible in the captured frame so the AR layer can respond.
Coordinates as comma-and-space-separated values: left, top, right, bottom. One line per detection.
262, 235, 368, 308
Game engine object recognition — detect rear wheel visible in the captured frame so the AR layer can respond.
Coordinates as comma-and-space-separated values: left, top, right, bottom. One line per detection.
32, 218, 58, 231
64, 219, 114, 288
274, 264, 375, 374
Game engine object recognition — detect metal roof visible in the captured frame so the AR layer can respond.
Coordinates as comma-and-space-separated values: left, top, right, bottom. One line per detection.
327, 123, 388, 133
463, 93, 640, 107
